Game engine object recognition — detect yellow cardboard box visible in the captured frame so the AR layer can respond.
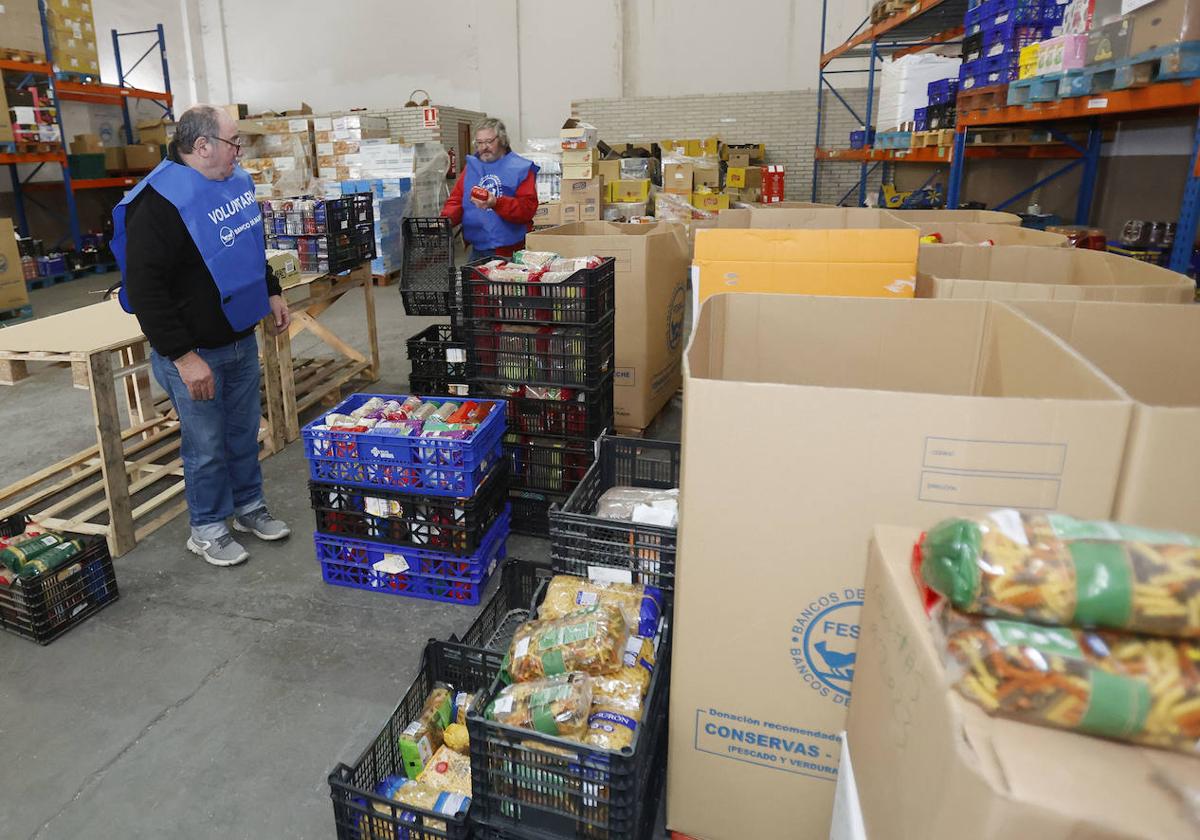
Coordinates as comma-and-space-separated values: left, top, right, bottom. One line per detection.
690, 192, 730, 213
608, 179, 650, 203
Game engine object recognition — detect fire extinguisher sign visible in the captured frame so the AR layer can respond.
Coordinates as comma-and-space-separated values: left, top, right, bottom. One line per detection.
423, 107, 439, 128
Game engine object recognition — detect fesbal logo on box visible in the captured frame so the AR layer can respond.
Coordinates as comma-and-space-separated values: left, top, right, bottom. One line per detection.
790, 587, 865, 706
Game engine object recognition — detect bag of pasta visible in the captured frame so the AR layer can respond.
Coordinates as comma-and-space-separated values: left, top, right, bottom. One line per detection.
920, 510, 1200, 638
485, 672, 593, 741
610, 635, 656, 697
507, 602, 629, 682
584, 674, 645, 751
937, 606, 1200, 754
539, 574, 663, 638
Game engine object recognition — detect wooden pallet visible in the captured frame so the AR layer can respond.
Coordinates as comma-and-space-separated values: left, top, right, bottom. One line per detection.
966, 127, 1054, 146
54, 70, 101, 84
1066, 41, 1200, 99
372, 270, 401, 287
0, 47, 45, 63
871, 0, 914, 23
956, 83, 1010, 117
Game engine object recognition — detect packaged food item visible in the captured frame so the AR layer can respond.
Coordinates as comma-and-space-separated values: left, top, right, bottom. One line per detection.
0, 533, 63, 572
470, 185, 491, 202
938, 606, 1200, 754
452, 691, 474, 725
397, 683, 453, 779
17, 540, 83, 578
594, 486, 680, 528
397, 395, 423, 416
446, 401, 478, 424
442, 722, 469, 754
465, 403, 492, 423
539, 575, 663, 638
507, 603, 630, 681
375, 420, 422, 436
920, 510, 1200, 638
613, 635, 656, 697
485, 672, 593, 740
416, 744, 472, 796
351, 397, 387, 418
585, 674, 644, 751
385, 779, 470, 834
410, 402, 439, 421
429, 401, 459, 422
513, 250, 559, 268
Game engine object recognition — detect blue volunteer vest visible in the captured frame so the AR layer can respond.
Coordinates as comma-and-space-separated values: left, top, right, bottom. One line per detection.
462, 152, 539, 250
112, 159, 269, 332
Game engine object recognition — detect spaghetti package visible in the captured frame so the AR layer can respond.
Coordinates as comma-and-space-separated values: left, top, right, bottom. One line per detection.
938, 606, 1200, 754
920, 510, 1200, 638
538, 575, 663, 637
485, 672, 593, 741
507, 603, 629, 682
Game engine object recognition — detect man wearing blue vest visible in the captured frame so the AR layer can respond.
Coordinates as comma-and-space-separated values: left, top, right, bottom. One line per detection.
441, 118, 539, 260
112, 105, 291, 568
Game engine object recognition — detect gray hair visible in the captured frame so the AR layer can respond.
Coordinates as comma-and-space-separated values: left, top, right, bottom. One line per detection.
474, 118, 510, 152
174, 105, 222, 154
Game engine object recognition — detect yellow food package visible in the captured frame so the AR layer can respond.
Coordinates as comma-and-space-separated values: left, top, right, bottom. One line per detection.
584, 674, 644, 751
508, 602, 629, 681
539, 574, 664, 638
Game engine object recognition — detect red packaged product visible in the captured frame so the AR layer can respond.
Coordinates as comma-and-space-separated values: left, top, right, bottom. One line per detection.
470, 185, 491, 202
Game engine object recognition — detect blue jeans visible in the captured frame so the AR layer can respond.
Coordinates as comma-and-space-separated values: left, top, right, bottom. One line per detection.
151, 333, 264, 540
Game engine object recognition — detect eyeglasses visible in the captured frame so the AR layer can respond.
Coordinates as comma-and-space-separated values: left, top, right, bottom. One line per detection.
210, 135, 242, 151
474, 136, 500, 148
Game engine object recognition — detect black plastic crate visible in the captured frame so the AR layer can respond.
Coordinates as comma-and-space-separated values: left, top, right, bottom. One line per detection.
466, 619, 672, 840
549, 436, 679, 599
328, 225, 377, 274
508, 490, 568, 538
465, 316, 615, 390
504, 434, 596, 495
498, 379, 613, 440
460, 257, 616, 326
452, 557, 547, 652
0, 527, 120, 645
408, 324, 467, 382
962, 31, 984, 62
327, 192, 375, 231
328, 640, 503, 840
402, 217, 456, 316
310, 461, 510, 556
408, 375, 472, 398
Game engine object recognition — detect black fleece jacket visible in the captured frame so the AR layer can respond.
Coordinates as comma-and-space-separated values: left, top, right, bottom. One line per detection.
122, 148, 280, 360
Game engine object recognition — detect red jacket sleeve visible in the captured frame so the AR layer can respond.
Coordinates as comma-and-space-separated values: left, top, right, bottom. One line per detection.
441, 172, 465, 225
494, 170, 539, 229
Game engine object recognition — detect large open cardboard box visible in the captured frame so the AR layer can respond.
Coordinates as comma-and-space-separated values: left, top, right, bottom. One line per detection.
527, 221, 690, 431
667, 294, 1133, 840
1010, 300, 1200, 533
692, 227, 920, 310
849, 525, 1200, 840
716, 206, 916, 230
889, 208, 1022, 225
917, 244, 1196, 301
919, 221, 1069, 247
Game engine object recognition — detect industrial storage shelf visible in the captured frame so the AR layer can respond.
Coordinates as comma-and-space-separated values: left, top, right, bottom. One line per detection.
820, 0, 970, 65
54, 80, 173, 107
24, 175, 142, 191
0, 58, 52, 74
816, 145, 1082, 162
0, 152, 66, 165
958, 79, 1200, 126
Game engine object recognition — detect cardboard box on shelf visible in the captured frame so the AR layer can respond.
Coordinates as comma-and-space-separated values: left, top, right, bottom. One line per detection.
608, 179, 650, 204
561, 178, 602, 207
137, 119, 174, 146
561, 119, 599, 149
123, 143, 162, 171
1128, 0, 1200, 55
596, 159, 622, 187
668, 294, 1134, 840
1010, 300, 1200, 533
562, 162, 597, 180
332, 114, 387, 132
690, 192, 730, 213
1087, 15, 1133, 64
532, 202, 561, 227
662, 163, 694, 195
0, 84, 11, 145
889, 209, 1021, 226
69, 133, 104, 155
0, 0, 46, 54
916, 244, 1196, 301
0, 218, 29, 312
527, 222, 690, 430
562, 148, 596, 165
692, 226, 919, 308
103, 146, 126, 172
849, 524, 1200, 840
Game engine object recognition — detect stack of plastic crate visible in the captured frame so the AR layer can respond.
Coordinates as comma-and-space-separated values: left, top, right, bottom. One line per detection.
303, 392, 510, 605
261, 193, 376, 275
961, 0, 1064, 90
459, 256, 617, 536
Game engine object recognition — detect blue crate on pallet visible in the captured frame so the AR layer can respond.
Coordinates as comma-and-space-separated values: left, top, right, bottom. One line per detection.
302, 393, 507, 497
983, 20, 1046, 57
914, 107, 929, 131
982, 50, 1022, 85
850, 128, 876, 149
966, 4, 986, 35
314, 507, 510, 605
928, 78, 959, 104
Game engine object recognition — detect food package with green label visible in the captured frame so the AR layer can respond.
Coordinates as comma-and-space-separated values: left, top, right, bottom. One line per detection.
506, 602, 629, 682
485, 672, 593, 741
538, 574, 663, 638
937, 605, 1200, 754
397, 683, 454, 779
919, 510, 1200, 638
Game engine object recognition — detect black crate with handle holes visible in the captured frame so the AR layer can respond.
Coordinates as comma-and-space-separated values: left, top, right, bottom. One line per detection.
328, 640, 503, 840
309, 460, 509, 556
504, 433, 597, 496
401, 217, 456, 316
408, 324, 468, 382
408, 375, 472, 399
476, 378, 613, 441
459, 257, 615, 326
549, 435, 679, 602
451, 558, 548, 653
465, 615, 672, 840
508, 489, 569, 537
0, 516, 120, 645
465, 316, 615, 390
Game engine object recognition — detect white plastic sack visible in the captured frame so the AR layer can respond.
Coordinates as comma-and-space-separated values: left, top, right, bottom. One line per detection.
874, 54, 962, 131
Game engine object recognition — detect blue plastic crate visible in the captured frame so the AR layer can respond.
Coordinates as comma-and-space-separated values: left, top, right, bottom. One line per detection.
928, 78, 959, 104
986, 0, 1018, 26
1012, 0, 1044, 22
914, 107, 929, 131
984, 51, 1022, 84
965, 4, 986, 35
314, 508, 510, 605
983, 20, 1044, 55
302, 393, 506, 497
850, 128, 875, 149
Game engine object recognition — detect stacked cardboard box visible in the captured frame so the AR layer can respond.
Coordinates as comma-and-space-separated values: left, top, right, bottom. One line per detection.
0, 0, 45, 56
45, 0, 99, 76
240, 115, 318, 199
559, 121, 601, 223
314, 115, 410, 182
0, 218, 29, 313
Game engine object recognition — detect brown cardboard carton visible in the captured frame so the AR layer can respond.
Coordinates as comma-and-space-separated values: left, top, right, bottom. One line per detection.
532, 202, 561, 227
662, 163, 694, 195
69, 133, 104, 155
1009, 300, 1200, 532
0, 84, 13, 144
917, 221, 1069, 246
561, 178, 602, 207
692, 162, 720, 190
124, 144, 163, 170
0, 218, 30, 311
690, 192, 729, 213
562, 162, 597, 180
716, 206, 918, 230
596, 159, 622, 188
726, 150, 751, 168
137, 119, 174, 146
608, 180, 650, 203
0, 0, 47, 54
667, 294, 1134, 840
849, 525, 1200, 840
527, 222, 690, 430
890, 208, 1021, 225
103, 146, 126, 172
725, 166, 762, 191
917, 244, 1196, 301
1129, 0, 1200, 55
562, 148, 596, 165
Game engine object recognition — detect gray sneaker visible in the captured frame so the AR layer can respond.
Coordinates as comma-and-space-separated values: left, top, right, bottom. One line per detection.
187, 532, 250, 567
232, 507, 291, 541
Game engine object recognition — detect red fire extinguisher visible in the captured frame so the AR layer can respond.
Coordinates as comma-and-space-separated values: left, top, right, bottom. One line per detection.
447, 147, 457, 179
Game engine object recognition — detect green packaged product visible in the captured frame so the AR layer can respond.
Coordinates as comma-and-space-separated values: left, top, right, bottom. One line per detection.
485, 672, 593, 740
0, 534, 64, 572
398, 683, 454, 779
17, 540, 84, 578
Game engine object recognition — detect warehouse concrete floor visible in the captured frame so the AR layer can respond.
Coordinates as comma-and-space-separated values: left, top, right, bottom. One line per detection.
0, 271, 681, 840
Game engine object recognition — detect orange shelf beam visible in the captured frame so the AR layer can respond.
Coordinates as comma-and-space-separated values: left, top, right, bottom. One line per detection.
24, 175, 142, 191
54, 80, 172, 107
815, 145, 1082, 162
0, 58, 52, 74
821, 0, 964, 66
0, 151, 67, 165
959, 79, 1200, 126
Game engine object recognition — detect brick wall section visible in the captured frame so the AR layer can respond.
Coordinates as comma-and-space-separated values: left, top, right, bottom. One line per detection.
352, 104, 489, 145
572, 89, 882, 205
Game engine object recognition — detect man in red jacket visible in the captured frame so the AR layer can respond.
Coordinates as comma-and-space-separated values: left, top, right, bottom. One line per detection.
441, 118, 539, 260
